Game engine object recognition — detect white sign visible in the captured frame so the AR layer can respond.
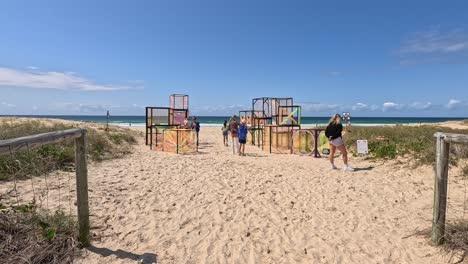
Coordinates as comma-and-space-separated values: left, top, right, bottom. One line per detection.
357, 140, 368, 154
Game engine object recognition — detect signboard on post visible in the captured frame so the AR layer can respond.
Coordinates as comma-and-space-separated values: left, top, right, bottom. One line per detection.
105, 110, 110, 131
357, 140, 368, 154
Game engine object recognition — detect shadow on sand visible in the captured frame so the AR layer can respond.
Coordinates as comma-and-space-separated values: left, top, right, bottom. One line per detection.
198, 142, 214, 147
243, 153, 269, 158
353, 166, 375, 172
86, 246, 158, 264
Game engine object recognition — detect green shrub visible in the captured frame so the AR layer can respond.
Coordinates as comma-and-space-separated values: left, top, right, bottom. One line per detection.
0, 119, 137, 181
343, 125, 468, 165
0, 202, 79, 263
369, 141, 397, 159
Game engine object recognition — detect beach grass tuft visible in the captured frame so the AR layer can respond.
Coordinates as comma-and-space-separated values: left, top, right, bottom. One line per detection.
0, 202, 80, 264
343, 125, 468, 165
0, 118, 139, 262
0, 119, 138, 181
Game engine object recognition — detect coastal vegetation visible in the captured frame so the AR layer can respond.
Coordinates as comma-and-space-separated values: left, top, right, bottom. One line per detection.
343, 125, 468, 165
344, 125, 468, 257
0, 118, 138, 181
0, 205, 79, 263
0, 118, 138, 263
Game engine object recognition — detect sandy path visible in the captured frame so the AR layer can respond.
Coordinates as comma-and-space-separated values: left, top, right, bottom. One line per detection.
71, 127, 453, 263
0, 126, 457, 263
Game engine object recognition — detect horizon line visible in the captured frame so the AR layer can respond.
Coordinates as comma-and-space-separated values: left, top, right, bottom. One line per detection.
1, 115, 467, 119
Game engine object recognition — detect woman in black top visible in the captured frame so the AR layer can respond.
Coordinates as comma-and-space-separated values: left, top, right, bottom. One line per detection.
325, 114, 354, 171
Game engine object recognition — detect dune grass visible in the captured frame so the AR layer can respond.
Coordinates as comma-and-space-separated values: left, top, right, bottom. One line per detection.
0, 119, 138, 181
0, 118, 139, 262
0, 202, 79, 264
342, 125, 468, 165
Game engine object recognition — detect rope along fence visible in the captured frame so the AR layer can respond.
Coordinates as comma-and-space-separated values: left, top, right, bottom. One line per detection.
0, 129, 90, 255
432, 132, 468, 257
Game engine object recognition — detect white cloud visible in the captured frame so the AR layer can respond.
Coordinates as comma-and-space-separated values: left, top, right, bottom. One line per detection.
297, 102, 339, 112
52, 102, 112, 113
0, 67, 143, 91
446, 99, 462, 109
401, 28, 468, 54
192, 104, 246, 115
382, 102, 403, 112
351, 103, 369, 111
131, 104, 145, 109
47, 102, 152, 114
399, 27, 468, 64
1, 102, 16, 108
408, 101, 432, 110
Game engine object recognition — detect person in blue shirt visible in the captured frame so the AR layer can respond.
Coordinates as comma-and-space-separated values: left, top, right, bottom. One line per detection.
237, 119, 248, 156
191, 116, 200, 146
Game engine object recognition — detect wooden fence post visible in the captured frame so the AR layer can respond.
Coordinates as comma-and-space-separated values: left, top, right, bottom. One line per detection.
431, 133, 450, 245
0, 128, 91, 247
75, 130, 90, 247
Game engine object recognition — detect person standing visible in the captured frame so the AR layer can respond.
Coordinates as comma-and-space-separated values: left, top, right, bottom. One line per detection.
237, 119, 248, 156
191, 117, 200, 146
229, 115, 239, 154
325, 113, 354, 171
183, 117, 190, 128
222, 120, 229, 147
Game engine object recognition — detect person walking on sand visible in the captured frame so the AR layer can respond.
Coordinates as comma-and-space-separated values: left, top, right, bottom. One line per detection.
238, 119, 248, 156
229, 115, 239, 154
222, 120, 229, 147
325, 113, 354, 171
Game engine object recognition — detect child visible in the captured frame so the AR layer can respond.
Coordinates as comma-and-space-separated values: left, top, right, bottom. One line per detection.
222, 120, 229, 146
237, 119, 248, 156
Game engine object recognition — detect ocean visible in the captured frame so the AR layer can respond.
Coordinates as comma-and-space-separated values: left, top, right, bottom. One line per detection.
2, 115, 466, 127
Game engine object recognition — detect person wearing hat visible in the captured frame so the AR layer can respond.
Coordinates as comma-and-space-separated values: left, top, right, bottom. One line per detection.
237, 119, 248, 156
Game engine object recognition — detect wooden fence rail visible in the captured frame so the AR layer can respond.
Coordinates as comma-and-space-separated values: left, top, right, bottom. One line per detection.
432, 132, 468, 245
0, 128, 90, 247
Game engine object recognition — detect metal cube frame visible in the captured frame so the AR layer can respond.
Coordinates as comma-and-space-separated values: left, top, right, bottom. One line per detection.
169, 94, 189, 110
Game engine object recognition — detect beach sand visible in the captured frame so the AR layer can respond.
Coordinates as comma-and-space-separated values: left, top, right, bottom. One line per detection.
2, 120, 468, 263
77, 126, 457, 263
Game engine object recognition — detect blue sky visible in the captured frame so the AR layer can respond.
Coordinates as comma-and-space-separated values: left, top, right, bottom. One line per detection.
0, 0, 467, 117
